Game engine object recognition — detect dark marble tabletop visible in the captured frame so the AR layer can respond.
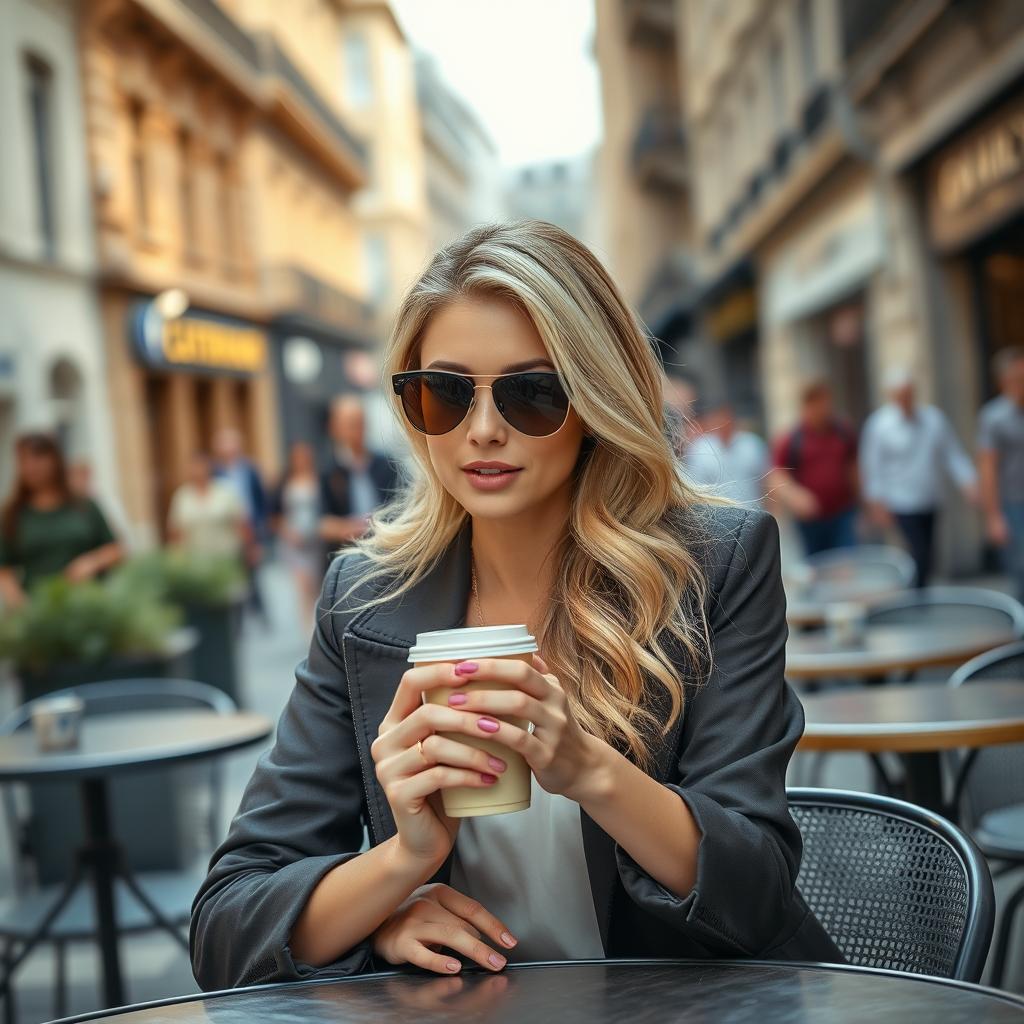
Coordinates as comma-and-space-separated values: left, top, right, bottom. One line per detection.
0, 710, 272, 781
50, 960, 1024, 1023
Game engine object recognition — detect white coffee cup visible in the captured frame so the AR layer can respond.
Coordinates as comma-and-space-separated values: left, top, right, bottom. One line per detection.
31, 695, 85, 752
825, 602, 867, 647
408, 625, 537, 818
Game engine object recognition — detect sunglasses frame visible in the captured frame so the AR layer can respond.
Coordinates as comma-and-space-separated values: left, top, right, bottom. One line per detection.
391, 369, 572, 437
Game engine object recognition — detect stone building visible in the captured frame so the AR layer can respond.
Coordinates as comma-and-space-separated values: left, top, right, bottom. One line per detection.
0, 0, 118, 506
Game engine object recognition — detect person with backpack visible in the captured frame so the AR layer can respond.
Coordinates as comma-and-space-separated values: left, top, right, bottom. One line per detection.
768, 380, 860, 555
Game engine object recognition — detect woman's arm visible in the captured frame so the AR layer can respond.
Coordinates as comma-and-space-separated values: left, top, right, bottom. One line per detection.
64, 541, 122, 582
191, 557, 397, 989
0, 567, 25, 607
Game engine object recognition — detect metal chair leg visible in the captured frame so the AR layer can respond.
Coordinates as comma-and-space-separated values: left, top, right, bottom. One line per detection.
989, 876, 1024, 988
2, 938, 17, 1024
54, 939, 67, 1020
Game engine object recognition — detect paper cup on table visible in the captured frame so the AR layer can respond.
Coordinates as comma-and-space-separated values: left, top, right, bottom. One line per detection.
825, 602, 867, 647
31, 695, 84, 752
409, 624, 536, 818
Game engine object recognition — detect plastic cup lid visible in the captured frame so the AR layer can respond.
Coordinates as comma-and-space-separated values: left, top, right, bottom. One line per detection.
408, 624, 538, 663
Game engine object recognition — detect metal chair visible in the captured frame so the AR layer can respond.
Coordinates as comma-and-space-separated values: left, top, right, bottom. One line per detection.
789, 787, 995, 982
863, 586, 1024, 635
804, 544, 917, 596
0, 679, 236, 1022
948, 640, 1024, 988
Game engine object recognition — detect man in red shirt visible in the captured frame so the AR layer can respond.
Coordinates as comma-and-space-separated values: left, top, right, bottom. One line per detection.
768, 380, 860, 555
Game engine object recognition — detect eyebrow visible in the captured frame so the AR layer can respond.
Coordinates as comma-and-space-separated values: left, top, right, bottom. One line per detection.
424, 358, 556, 373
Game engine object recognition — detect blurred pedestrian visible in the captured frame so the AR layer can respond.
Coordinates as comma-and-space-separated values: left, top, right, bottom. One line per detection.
0, 432, 122, 607
860, 367, 978, 587
662, 372, 700, 459
167, 451, 248, 563
320, 394, 400, 558
213, 427, 269, 623
273, 441, 322, 630
684, 401, 769, 507
768, 380, 859, 555
978, 347, 1024, 601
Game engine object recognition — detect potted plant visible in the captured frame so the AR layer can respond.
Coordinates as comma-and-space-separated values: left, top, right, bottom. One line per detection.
115, 550, 247, 704
0, 574, 194, 703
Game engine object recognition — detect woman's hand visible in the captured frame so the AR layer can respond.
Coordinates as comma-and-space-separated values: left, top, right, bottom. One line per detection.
64, 552, 98, 583
372, 663, 514, 868
372, 882, 517, 975
447, 654, 606, 802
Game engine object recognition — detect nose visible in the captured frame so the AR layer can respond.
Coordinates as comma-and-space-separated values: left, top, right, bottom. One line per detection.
464, 385, 508, 446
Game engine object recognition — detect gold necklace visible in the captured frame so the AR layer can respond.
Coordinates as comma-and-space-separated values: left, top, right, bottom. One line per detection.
470, 557, 485, 626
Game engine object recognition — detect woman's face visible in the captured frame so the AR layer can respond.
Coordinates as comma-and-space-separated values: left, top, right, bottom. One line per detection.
17, 445, 59, 492
416, 296, 586, 523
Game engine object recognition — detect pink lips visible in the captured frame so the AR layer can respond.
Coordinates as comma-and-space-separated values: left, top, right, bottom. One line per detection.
462, 464, 523, 492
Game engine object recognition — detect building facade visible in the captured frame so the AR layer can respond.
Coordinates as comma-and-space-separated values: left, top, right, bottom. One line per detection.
79, 0, 369, 544
0, 0, 118, 507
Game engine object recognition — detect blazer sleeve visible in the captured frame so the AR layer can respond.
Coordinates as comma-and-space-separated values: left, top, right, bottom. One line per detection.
190, 556, 373, 990
615, 508, 805, 955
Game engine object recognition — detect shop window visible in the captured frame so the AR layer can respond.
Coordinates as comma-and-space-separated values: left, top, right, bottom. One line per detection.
49, 356, 86, 460
25, 53, 57, 260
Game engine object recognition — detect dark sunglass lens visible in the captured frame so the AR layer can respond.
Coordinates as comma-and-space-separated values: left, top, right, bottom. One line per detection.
494, 374, 569, 436
417, 373, 474, 434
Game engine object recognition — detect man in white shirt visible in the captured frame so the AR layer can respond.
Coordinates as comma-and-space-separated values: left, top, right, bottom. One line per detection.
684, 402, 769, 507
860, 368, 978, 587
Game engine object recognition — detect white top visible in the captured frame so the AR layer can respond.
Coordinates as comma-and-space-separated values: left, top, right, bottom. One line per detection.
167, 480, 244, 559
860, 402, 977, 513
450, 774, 605, 962
684, 430, 769, 507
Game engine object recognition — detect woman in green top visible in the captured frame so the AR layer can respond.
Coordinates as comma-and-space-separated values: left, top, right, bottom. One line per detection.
0, 433, 123, 607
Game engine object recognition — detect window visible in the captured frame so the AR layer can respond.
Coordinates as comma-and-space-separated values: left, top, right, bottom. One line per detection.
217, 153, 236, 272
364, 233, 390, 305
129, 99, 149, 233
342, 32, 373, 108
178, 128, 196, 258
798, 0, 817, 87
25, 54, 57, 259
768, 35, 786, 130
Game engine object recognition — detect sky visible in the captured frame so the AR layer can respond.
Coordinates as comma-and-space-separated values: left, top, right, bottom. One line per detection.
391, 0, 604, 169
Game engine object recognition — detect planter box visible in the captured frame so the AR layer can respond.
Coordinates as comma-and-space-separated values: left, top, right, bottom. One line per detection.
182, 599, 245, 706
15, 630, 209, 884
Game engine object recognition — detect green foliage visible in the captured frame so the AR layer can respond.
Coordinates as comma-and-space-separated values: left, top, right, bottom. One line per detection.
0, 574, 182, 675
116, 549, 245, 608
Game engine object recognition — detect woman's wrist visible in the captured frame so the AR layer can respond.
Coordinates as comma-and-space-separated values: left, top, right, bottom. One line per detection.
389, 834, 451, 883
565, 733, 619, 808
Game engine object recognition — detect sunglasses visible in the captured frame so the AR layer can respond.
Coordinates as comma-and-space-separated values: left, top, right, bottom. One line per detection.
392, 370, 571, 437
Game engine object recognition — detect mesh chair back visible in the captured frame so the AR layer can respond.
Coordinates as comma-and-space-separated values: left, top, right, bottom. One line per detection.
806, 545, 916, 596
948, 642, 1024, 824
0, 679, 236, 884
789, 788, 994, 982
864, 586, 1024, 634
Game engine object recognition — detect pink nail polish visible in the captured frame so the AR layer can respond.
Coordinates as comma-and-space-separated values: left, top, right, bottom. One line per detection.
448, 693, 468, 706
501, 931, 517, 947
478, 717, 500, 733
454, 661, 479, 676
446, 960, 461, 973
488, 952, 506, 969
487, 756, 506, 772
480, 773, 497, 784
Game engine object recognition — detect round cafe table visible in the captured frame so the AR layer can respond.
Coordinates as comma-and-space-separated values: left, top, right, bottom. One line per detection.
0, 710, 272, 1011
48, 960, 1024, 1023
798, 680, 1024, 815
785, 621, 1015, 681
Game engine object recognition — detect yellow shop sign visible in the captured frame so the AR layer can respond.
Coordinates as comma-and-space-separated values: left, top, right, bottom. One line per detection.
132, 301, 267, 376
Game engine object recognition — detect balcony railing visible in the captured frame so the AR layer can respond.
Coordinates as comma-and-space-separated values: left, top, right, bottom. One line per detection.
266, 265, 374, 339
178, 0, 261, 70
632, 106, 687, 191
622, 0, 676, 46
263, 38, 368, 166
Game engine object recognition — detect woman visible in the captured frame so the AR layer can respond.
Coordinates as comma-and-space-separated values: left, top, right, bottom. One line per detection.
192, 222, 841, 989
167, 451, 248, 563
0, 432, 122, 606
272, 441, 323, 630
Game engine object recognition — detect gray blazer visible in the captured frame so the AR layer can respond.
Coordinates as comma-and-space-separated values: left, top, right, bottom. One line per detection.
190, 503, 842, 990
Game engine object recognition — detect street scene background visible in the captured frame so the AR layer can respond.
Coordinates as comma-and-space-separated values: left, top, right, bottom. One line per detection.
1, 0, 1023, 1019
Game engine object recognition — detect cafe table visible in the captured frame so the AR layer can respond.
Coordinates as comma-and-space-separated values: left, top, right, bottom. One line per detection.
785, 620, 1016, 681
0, 710, 272, 1010
798, 679, 1024, 815
46, 960, 1024, 1023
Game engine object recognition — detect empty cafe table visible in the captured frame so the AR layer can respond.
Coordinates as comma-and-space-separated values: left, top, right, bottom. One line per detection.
47, 960, 1024, 1023
0, 709, 272, 1010
799, 680, 1024, 814
786, 621, 1015, 681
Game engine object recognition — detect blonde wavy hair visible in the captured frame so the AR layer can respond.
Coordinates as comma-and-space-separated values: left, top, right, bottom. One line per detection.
342, 221, 729, 771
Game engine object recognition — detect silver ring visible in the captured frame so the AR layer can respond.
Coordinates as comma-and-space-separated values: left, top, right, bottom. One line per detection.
527, 721, 536, 735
